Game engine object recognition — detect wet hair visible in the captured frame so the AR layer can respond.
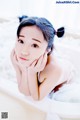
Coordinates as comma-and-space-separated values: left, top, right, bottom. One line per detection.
17, 16, 65, 55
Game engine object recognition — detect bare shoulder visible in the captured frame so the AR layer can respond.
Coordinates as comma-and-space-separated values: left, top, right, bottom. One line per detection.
45, 54, 62, 73
39, 55, 62, 83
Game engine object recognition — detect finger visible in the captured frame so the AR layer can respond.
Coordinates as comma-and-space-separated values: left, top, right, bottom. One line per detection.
13, 53, 18, 63
35, 55, 43, 68
38, 52, 47, 71
11, 49, 18, 65
10, 49, 15, 64
29, 59, 37, 67
10, 49, 15, 60
42, 52, 47, 66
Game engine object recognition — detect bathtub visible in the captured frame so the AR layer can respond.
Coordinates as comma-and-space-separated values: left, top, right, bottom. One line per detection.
0, 39, 80, 120
0, 78, 80, 120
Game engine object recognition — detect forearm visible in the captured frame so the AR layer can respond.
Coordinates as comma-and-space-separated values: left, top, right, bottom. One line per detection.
19, 69, 30, 96
11, 49, 30, 96
15, 68, 22, 87
28, 69, 39, 100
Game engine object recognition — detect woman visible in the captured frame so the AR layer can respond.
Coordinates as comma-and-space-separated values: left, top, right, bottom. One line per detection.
11, 16, 74, 100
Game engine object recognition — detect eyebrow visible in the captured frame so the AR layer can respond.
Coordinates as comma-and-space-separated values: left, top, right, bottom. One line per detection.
32, 38, 41, 43
19, 35, 24, 37
19, 35, 41, 43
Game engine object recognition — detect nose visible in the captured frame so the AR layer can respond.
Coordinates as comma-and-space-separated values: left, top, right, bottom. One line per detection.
21, 45, 30, 56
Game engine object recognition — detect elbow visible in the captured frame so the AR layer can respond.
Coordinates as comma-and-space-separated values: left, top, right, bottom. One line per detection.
32, 93, 44, 101
31, 89, 45, 101
33, 97, 43, 101
31, 93, 39, 101
32, 95, 39, 101
34, 94, 45, 101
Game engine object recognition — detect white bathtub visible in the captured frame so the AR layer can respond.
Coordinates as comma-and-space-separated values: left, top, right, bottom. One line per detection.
0, 78, 80, 120
0, 79, 47, 120
0, 41, 80, 120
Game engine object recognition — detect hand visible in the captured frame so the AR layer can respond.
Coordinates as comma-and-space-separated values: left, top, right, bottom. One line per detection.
10, 49, 19, 71
28, 52, 47, 73
11, 49, 30, 95
11, 49, 27, 72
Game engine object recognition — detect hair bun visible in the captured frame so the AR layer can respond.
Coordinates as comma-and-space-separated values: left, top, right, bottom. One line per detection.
56, 27, 65, 37
18, 15, 28, 22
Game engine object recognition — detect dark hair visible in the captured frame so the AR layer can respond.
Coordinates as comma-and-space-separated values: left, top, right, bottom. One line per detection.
18, 15, 28, 22
17, 16, 65, 55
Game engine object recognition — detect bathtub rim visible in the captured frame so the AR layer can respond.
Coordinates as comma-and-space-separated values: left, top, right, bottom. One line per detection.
49, 99, 80, 119
0, 79, 80, 119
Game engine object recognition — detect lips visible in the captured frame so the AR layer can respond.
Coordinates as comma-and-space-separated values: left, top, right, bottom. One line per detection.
19, 57, 29, 61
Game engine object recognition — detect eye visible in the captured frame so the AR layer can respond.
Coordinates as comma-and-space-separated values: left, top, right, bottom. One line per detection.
18, 39, 24, 44
31, 44, 39, 48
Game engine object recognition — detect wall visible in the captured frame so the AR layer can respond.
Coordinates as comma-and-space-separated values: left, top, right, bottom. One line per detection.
0, 0, 20, 18
0, 0, 45, 18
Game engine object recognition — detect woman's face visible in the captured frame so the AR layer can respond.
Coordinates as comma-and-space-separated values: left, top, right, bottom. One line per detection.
15, 25, 48, 67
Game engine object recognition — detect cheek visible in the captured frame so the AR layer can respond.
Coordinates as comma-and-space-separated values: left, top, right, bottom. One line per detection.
31, 48, 46, 59
39, 47, 47, 55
